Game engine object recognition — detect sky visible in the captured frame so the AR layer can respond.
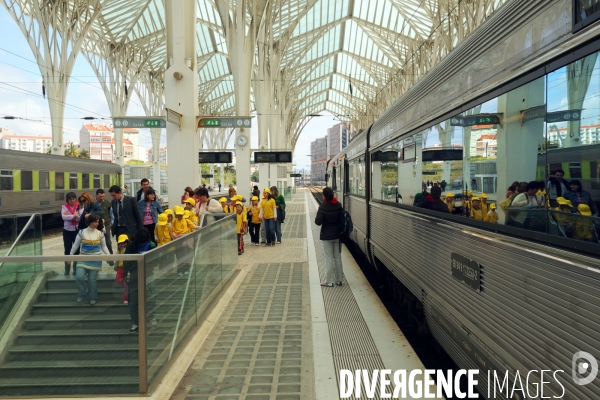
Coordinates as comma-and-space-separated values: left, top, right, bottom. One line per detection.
0, 7, 334, 169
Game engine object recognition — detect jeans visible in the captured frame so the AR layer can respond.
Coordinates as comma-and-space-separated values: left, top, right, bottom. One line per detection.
63, 229, 79, 273
264, 219, 275, 245
128, 281, 156, 326
75, 268, 99, 302
274, 220, 282, 242
322, 239, 343, 284
249, 222, 260, 244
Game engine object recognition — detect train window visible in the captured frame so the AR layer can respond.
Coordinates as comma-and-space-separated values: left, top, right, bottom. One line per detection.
39, 171, 49, 190
69, 173, 78, 190
545, 49, 600, 243
104, 174, 110, 188
55, 172, 65, 189
21, 170, 33, 191
94, 174, 101, 188
348, 158, 365, 196
82, 173, 90, 189
0, 170, 13, 191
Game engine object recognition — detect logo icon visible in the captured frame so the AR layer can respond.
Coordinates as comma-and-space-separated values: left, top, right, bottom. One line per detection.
572, 351, 598, 386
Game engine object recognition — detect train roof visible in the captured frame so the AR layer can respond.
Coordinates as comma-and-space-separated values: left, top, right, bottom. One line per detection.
0, 148, 121, 172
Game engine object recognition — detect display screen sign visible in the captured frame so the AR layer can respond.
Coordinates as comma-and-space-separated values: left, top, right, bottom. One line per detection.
451, 252, 481, 292
450, 114, 500, 127
422, 149, 463, 162
290, 173, 302, 177
198, 152, 233, 163
253, 151, 292, 163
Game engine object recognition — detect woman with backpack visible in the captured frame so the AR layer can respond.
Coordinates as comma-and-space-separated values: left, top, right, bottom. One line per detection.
315, 187, 343, 287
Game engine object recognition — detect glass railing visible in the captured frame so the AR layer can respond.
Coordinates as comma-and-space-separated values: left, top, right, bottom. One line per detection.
0, 214, 42, 333
284, 187, 293, 201
0, 213, 237, 396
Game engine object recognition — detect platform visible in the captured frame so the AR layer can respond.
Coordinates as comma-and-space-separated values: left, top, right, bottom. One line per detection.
170, 189, 429, 400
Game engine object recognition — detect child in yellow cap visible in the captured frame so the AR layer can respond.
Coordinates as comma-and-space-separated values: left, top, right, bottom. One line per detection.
484, 203, 498, 223
445, 193, 455, 214
480, 193, 489, 214
573, 204, 595, 241
248, 195, 261, 245
115, 234, 129, 304
470, 197, 483, 221
154, 213, 172, 246
183, 198, 199, 224
236, 201, 248, 255
261, 188, 277, 245
172, 206, 197, 239
219, 197, 229, 213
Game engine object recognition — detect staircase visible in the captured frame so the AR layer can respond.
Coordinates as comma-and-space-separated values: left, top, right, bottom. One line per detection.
0, 274, 140, 396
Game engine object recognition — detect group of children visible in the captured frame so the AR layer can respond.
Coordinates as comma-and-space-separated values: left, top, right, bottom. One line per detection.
454, 191, 499, 223
553, 197, 596, 241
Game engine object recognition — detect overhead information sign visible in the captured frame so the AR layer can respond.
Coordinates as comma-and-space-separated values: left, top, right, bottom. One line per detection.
521, 106, 582, 123
113, 117, 166, 128
198, 152, 233, 163
290, 173, 302, 177
450, 114, 501, 127
198, 117, 252, 128
254, 151, 292, 163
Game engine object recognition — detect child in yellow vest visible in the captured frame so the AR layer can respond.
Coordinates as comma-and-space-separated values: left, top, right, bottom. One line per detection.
247, 196, 261, 246
183, 198, 199, 224
445, 193, 455, 214
573, 204, 595, 242
115, 234, 129, 304
171, 206, 196, 239
236, 201, 247, 255
484, 203, 498, 223
553, 197, 574, 237
154, 213, 172, 246
470, 197, 484, 221
480, 193, 489, 215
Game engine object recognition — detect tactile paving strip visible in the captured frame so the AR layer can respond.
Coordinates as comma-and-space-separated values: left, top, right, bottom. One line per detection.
172, 198, 314, 400
307, 192, 386, 400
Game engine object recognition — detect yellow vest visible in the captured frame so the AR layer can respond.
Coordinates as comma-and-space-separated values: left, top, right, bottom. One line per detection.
249, 205, 261, 224
471, 208, 483, 221
236, 211, 248, 234
484, 210, 498, 223
262, 198, 276, 219
155, 225, 172, 246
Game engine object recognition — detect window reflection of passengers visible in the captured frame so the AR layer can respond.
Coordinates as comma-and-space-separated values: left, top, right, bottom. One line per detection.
511, 181, 543, 207
547, 169, 570, 207
470, 197, 483, 220
430, 186, 449, 213
564, 179, 599, 217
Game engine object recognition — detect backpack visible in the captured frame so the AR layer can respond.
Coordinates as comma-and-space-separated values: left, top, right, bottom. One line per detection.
339, 208, 353, 238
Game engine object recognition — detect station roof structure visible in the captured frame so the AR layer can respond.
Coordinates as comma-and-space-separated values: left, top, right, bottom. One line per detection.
6, 0, 507, 145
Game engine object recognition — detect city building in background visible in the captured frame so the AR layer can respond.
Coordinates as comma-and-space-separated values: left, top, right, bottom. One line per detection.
147, 146, 168, 164
310, 123, 350, 186
79, 124, 140, 162
0, 128, 52, 153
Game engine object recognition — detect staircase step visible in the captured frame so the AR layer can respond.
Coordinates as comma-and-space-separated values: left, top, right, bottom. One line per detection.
17, 329, 140, 345
7, 344, 138, 362
0, 360, 139, 378
0, 376, 139, 396
40, 289, 128, 303
46, 275, 120, 290
32, 302, 129, 314
25, 315, 132, 330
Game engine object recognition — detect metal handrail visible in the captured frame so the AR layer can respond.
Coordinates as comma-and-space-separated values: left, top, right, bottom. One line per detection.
0, 214, 37, 269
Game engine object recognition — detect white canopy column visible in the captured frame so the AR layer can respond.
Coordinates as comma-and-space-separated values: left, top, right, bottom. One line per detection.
165, 0, 199, 198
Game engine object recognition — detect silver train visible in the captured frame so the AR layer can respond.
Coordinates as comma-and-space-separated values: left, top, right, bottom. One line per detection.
328, 1, 600, 398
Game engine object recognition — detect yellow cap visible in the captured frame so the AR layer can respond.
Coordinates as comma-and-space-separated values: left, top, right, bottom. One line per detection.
235, 201, 243, 206
219, 197, 227, 203
481, 193, 488, 199
251, 196, 259, 201
471, 197, 480, 201
489, 203, 497, 210
446, 193, 454, 198
117, 234, 129, 244
164, 209, 174, 216
566, 200, 573, 207
184, 198, 196, 206
157, 213, 168, 226
174, 206, 184, 215
578, 204, 592, 216
556, 197, 568, 206
263, 188, 271, 194
468, 191, 473, 196
231, 195, 242, 201
536, 190, 544, 196
183, 210, 191, 219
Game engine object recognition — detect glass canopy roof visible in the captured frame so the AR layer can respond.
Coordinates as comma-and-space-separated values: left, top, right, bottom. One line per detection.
76, 0, 506, 129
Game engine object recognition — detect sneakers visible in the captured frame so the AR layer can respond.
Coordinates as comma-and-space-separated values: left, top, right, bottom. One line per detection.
123, 300, 128, 305
129, 324, 139, 333
238, 251, 242, 255
320, 282, 334, 287
77, 297, 84, 303
335, 282, 343, 286
89, 300, 97, 306
150, 318, 157, 326
276, 241, 281, 244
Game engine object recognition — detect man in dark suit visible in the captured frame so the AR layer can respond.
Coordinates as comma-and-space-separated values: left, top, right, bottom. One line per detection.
109, 185, 144, 239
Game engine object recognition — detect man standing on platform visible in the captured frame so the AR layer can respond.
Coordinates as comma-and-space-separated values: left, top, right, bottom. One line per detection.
109, 185, 144, 239
95, 189, 114, 254
136, 178, 150, 202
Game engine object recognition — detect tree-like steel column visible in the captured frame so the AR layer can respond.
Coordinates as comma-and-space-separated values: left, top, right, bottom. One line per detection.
165, 0, 199, 198
1, 0, 104, 154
